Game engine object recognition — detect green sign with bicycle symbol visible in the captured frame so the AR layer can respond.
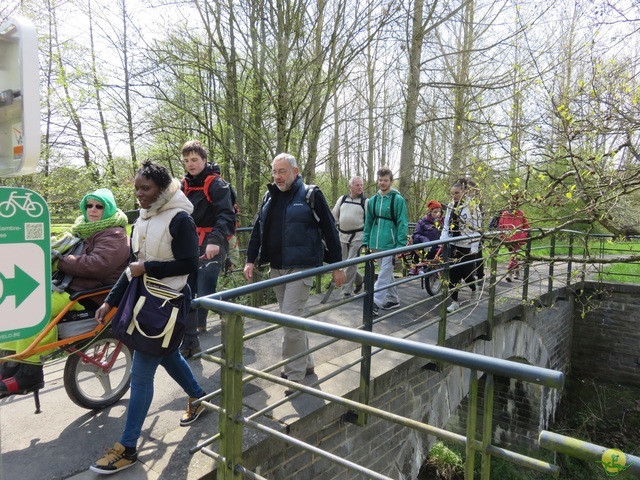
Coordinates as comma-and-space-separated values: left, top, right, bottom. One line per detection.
0, 187, 50, 341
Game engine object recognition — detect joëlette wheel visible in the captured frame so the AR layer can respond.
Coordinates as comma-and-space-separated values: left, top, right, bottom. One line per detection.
424, 271, 442, 296
64, 335, 131, 409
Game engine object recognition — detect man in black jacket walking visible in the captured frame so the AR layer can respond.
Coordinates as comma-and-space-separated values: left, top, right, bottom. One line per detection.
180, 140, 236, 357
244, 153, 345, 394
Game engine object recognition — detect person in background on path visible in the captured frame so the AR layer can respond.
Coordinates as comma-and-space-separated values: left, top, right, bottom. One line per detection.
332, 175, 368, 297
464, 178, 485, 282
0, 188, 129, 395
179, 140, 236, 358
412, 199, 443, 260
362, 166, 409, 316
440, 180, 482, 312
498, 195, 530, 282
243, 153, 345, 395
225, 203, 241, 273
90, 161, 207, 475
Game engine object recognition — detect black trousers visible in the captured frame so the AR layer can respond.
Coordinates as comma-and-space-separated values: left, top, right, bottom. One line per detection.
472, 244, 484, 279
449, 245, 477, 302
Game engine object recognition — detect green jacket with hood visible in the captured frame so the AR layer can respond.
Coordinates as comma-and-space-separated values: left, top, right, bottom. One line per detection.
362, 188, 408, 250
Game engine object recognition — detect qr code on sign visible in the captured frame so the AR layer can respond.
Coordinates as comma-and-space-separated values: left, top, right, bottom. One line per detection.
25, 223, 45, 241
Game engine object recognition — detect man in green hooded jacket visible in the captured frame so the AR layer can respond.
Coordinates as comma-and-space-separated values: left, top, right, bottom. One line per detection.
362, 166, 408, 315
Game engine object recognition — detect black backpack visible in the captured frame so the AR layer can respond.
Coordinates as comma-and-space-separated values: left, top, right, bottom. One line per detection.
488, 211, 504, 230
370, 194, 396, 222
338, 193, 366, 212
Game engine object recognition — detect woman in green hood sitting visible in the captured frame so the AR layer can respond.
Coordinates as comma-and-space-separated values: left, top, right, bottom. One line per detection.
0, 188, 130, 395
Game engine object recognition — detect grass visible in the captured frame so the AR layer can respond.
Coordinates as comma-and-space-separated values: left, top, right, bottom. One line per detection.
418, 442, 465, 479
51, 223, 134, 236
51, 224, 73, 236
491, 237, 640, 285
597, 263, 640, 283
511, 235, 640, 257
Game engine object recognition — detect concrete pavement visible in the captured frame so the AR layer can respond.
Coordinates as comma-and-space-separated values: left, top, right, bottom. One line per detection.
1, 268, 541, 480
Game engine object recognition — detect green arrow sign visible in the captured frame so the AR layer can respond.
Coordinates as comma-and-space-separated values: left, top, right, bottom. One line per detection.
0, 186, 50, 342
0, 265, 40, 307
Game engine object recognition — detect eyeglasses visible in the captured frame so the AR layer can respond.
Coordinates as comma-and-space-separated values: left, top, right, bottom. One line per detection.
272, 169, 291, 176
86, 203, 104, 210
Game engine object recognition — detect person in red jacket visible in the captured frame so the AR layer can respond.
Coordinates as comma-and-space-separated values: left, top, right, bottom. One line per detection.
498, 197, 530, 282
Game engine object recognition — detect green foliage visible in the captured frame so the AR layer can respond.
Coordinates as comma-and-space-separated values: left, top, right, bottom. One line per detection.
484, 453, 555, 480
418, 374, 640, 479
405, 178, 451, 223
51, 224, 73, 236
419, 442, 465, 480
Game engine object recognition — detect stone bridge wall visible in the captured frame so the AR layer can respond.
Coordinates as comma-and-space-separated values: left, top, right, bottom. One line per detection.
240, 290, 576, 479
572, 281, 640, 387
445, 295, 574, 450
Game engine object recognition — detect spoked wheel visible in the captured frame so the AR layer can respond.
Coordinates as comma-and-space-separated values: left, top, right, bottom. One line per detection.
423, 270, 442, 296
64, 335, 132, 409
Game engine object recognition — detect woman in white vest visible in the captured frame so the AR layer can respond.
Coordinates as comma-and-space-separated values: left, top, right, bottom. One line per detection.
90, 161, 207, 475
440, 179, 482, 313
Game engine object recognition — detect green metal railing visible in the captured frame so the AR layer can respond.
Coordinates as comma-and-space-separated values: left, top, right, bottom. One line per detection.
193, 297, 563, 479
539, 431, 640, 477
190, 229, 639, 479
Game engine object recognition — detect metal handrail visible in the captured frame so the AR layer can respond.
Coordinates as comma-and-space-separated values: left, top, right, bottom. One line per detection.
195, 300, 563, 479
198, 299, 564, 388
539, 431, 640, 476
193, 229, 639, 479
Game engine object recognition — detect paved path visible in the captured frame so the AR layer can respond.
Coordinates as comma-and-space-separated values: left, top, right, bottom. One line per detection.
0, 265, 560, 480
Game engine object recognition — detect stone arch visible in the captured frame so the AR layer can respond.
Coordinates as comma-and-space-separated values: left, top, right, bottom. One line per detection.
415, 321, 555, 472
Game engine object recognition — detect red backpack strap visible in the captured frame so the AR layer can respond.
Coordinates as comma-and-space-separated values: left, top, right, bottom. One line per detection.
201, 174, 220, 204
181, 177, 191, 196
182, 174, 220, 204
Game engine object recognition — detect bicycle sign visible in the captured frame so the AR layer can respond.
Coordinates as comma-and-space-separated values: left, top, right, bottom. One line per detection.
0, 187, 50, 341
0, 190, 45, 218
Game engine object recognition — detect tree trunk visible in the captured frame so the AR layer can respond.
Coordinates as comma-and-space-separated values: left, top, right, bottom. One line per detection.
88, 0, 115, 180
398, 0, 425, 197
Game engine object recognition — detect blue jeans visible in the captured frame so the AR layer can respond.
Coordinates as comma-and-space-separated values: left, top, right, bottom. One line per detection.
120, 348, 205, 448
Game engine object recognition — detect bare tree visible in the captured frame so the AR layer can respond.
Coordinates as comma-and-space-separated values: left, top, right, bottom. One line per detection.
49, 5, 98, 181
87, 0, 116, 179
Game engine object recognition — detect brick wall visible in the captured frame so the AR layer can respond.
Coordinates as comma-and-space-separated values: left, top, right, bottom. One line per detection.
445, 297, 574, 450
572, 281, 640, 387
446, 374, 551, 448
236, 296, 577, 479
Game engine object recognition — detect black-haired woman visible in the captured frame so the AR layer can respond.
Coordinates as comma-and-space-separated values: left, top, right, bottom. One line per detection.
440, 180, 482, 312
90, 161, 206, 475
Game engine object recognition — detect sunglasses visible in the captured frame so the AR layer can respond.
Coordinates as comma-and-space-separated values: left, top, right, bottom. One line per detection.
86, 203, 105, 210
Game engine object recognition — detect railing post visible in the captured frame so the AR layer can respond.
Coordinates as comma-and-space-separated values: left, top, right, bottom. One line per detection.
547, 234, 556, 302
437, 245, 450, 369
465, 369, 479, 480
486, 254, 497, 340
581, 234, 588, 284
480, 373, 495, 480
522, 236, 532, 303
357, 257, 376, 426
219, 311, 244, 479
567, 234, 574, 286
250, 268, 262, 308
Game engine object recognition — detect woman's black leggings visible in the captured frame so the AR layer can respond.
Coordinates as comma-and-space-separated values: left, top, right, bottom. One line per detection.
449, 245, 477, 301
